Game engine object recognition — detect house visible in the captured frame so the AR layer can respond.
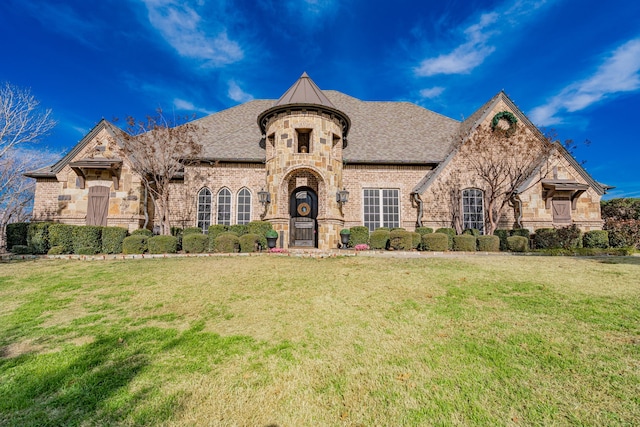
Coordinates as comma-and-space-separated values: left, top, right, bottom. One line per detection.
26, 73, 608, 249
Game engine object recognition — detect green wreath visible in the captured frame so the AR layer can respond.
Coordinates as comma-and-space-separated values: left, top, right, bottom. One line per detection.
491, 111, 518, 136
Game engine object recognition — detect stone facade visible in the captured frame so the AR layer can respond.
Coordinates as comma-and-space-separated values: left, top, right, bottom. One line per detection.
27, 74, 608, 248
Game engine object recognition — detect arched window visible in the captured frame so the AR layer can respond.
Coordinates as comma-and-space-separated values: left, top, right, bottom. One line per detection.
462, 188, 484, 233
236, 188, 252, 225
217, 188, 232, 226
196, 188, 212, 232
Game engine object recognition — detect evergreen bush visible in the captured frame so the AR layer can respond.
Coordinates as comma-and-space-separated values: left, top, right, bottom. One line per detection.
462, 228, 481, 237
349, 226, 370, 247
421, 233, 448, 251
511, 228, 530, 238
435, 227, 456, 250
207, 225, 229, 251
370, 229, 390, 250
214, 232, 240, 253
183, 227, 203, 235
102, 227, 128, 254
6, 222, 28, 250
47, 246, 65, 255
556, 224, 582, 249
11, 245, 32, 255
183, 234, 208, 253
411, 232, 421, 249
228, 224, 248, 236
533, 228, 559, 249
583, 230, 609, 249
389, 229, 413, 251
48, 223, 76, 254
27, 222, 51, 254
248, 221, 273, 249
122, 235, 148, 254
507, 236, 529, 252
72, 226, 102, 254
415, 227, 433, 236
477, 235, 500, 252
239, 233, 261, 253
148, 235, 178, 254
494, 229, 509, 251
131, 228, 153, 237
453, 235, 477, 251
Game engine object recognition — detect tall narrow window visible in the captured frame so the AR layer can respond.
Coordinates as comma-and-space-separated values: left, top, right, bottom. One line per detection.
462, 188, 484, 233
236, 188, 252, 225
217, 188, 232, 226
363, 188, 400, 231
197, 188, 212, 232
297, 129, 311, 153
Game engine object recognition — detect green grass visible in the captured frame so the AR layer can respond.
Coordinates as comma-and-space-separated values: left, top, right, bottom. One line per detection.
0, 255, 639, 426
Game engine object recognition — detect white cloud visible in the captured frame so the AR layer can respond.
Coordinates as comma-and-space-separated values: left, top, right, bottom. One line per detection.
419, 87, 445, 99
530, 38, 640, 126
227, 81, 254, 103
141, 0, 243, 66
173, 98, 214, 115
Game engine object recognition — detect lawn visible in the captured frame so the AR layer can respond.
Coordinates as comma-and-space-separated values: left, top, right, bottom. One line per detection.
0, 254, 639, 426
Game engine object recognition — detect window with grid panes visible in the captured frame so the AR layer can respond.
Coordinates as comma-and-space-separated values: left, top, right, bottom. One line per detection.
462, 188, 484, 233
197, 188, 212, 232
217, 188, 232, 226
363, 188, 400, 231
236, 188, 251, 225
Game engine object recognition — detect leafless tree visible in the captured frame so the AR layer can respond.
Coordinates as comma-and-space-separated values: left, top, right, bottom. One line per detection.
457, 120, 553, 235
119, 110, 201, 235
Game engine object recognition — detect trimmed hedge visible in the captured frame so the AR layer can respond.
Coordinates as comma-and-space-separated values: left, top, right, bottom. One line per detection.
239, 233, 261, 253
370, 229, 390, 250
411, 232, 421, 250
12, 245, 31, 255
214, 232, 240, 253
477, 235, 500, 252
415, 227, 433, 236
47, 246, 65, 255
507, 236, 529, 252
583, 230, 609, 249
435, 227, 456, 250
48, 223, 76, 254
421, 233, 448, 251
494, 229, 510, 251
72, 226, 102, 255
453, 235, 477, 252
6, 222, 28, 250
183, 227, 204, 236
183, 234, 208, 253
27, 222, 51, 254
533, 228, 558, 249
511, 228, 530, 238
102, 227, 128, 254
131, 228, 153, 237
462, 228, 481, 237
228, 224, 248, 236
556, 224, 582, 249
389, 229, 413, 251
349, 226, 370, 247
122, 235, 148, 254
248, 221, 273, 250
148, 235, 178, 254
207, 225, 229, 251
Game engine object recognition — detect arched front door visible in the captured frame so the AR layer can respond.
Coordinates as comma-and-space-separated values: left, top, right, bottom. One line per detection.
290, 187, 317, 247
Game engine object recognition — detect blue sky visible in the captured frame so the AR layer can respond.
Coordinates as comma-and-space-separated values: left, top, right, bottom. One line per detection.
1, 0, 639, 198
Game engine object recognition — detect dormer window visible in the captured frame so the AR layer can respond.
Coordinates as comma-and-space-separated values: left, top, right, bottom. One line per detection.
297, 129, 311, 153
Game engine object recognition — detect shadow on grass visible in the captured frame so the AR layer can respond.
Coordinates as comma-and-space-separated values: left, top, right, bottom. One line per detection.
0, 330, 176, 426
595, 256, 640, 265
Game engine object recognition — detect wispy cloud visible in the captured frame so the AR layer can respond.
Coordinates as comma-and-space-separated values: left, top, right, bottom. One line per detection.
227, 81, 254, 103
414, 1, 550, 77
530, 38, 640, 126
173, 98, 214, 115
141, 0, 243, 66
419, 86, 445, 99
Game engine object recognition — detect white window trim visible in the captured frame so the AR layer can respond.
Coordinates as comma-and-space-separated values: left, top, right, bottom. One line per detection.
462, 188, 485, 234
236, 187, 252, 225
217, 187, 233, 226
362, 188, 401, 231
196, 187, 212, 231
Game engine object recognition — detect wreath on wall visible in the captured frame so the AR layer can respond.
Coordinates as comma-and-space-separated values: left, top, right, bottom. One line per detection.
491, 111, 518, 136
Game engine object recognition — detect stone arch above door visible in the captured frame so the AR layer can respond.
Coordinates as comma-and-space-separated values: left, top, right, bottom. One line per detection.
278, 167, 326, 218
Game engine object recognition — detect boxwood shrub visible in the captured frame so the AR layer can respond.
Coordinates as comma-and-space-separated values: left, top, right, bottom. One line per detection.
207, 225, 229, 251
415, 227, 433, 236
48, 223, 76, 254
148, 235, 178, 254
435, 227, 456, 250
131, 228, 153, 237
11, 245, 32, 255
122, 235, 148, 254
248, 221, 272, 249
462, 228, 481, 237
494, 229, 509, 251
477, 235, 500, 252
183, 227, 203, 236
583, 230, 609, 249
533, 228, 559, 249
453, 235, 477, 252
511, 228, 530, 238
27, 222, 52, 254
370, 229, 390, 250
239, 233, 261, 253
389, 229, 413, 251
47, 246, 65, 255
6, 222, 28, 250
556, 224, 582, 249
183, 233, 208, 253
421, 233, 448, 251
411, 232, 421, 249
214, 232, 240, 253
102, 227, 128, 254
72, 226, 102, 255
349, 226, 370, 247
228, 224, 248, 236
507, 235, 529, 252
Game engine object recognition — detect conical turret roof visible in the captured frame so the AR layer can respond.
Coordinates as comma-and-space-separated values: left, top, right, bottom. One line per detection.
274, 72, 336, 108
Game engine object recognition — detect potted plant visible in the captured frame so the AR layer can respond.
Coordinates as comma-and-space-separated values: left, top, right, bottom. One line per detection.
266, 229, 278, 249
339, 228, 351, 247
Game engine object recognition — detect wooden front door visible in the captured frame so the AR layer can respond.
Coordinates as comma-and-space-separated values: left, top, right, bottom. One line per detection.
290, 187, 317, 247
87, 185, 110, 226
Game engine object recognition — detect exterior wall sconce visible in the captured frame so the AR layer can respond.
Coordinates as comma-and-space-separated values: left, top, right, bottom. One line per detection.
258, 188, 271, 219
336, 188, 349, 215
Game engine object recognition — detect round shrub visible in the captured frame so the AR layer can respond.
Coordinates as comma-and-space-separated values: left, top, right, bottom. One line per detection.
248, 221, 273, 249
11, 245, 32, 255
48, 223, 76, 254
148, 235, 178, 254
477, 235, 500, 252
389, 229, 413, 251
183, 227, 203, 236
511, 228, 530, 238
462, 228, 481, 237
72, 226, 102, 254
47, 246, 65, 255
183, 233, 208, 253
421, 233, 448, 251
239, 233, 261, 253
214, 232, 240, 253
411, 232, 421, 249
102, 226, 128, 254
494, 229, 509, 251
556, 224, 582, 249
453, 235, 477, 252
435, 227, 456, 250
348, 226, 370, 247
582, 230, 609, 248
228, 224, 248, 236
415, 227, 433, 236
207, 225, 229, 251
533, 228, 559, 249
370, 229, 390, 250
6, 222, 29, 250
122, 235, 148, 254
131, 228, 153, 237
507, 235, 529, 252
27, 222, 52, 254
